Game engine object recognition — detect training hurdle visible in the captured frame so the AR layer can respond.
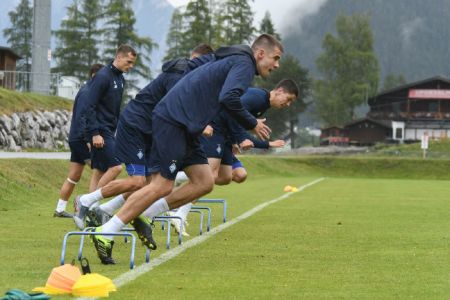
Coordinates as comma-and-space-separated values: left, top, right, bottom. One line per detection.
197, 198, 227, 223
190, 205, 212, 232
153, 216, 180, 249
60, 230, 138, 269
76, 227, 151, 264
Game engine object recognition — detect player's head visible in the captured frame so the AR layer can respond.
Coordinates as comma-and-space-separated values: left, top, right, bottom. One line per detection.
89, 63, 104, 78
190, 43, 214, 59
114, 44, 137, 73
251, 34, 283, 79
269, 79, 299, 109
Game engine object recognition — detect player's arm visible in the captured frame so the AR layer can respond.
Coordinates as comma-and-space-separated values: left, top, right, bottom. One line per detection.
218, 61, 271, 140
82, 73, 109, 147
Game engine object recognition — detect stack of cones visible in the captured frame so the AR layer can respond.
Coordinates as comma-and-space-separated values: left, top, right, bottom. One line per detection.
34, 262, 116, 297
33, 264, 81, 295
72, 273, 116, 297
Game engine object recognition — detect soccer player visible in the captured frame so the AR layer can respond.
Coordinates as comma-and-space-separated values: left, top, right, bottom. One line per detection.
91, 34, 283, 261
81, 45, 136, 194
169, 80, 299, 234
53, 63, 104, 218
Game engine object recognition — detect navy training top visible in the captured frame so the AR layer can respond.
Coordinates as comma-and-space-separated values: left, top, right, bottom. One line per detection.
68, 80, 92, 142
153, 45, 258, 136
216, 88, 271, 149
83, 62, 125, 138
120, 55, 215, 135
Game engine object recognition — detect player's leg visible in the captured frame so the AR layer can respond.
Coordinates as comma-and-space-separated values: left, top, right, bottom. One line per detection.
214, 141, 233, 185
231, 156, 247, 183
54, 140, 90, 217
74, 123, 150, 228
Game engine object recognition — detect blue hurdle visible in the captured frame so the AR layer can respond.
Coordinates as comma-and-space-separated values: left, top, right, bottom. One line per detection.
153, 216, 180, 249
60, 231, 137, 269
76, 227, 151, 264
197, 198, 227, 223
190, 205, 212, 232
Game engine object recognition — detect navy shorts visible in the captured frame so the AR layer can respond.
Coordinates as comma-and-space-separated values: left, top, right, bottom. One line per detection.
232, 155, 244, 169
149, 115, 208, 180
115, 119, 152, 176
69, 140, 90, 164
200, 133, 233, 165
90, 134, 119, 172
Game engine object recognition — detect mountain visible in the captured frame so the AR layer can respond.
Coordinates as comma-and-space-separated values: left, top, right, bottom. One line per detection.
282, 0, 450, 84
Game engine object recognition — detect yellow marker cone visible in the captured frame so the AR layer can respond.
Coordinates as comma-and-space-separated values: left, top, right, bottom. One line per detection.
72, 273, 116, 297
283, 185, 292, 192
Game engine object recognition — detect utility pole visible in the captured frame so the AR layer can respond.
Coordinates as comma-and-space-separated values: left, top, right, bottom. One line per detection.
31, 0, 51, 94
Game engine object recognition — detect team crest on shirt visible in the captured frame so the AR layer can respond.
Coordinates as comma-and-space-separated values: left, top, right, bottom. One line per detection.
113, 80, 118, 89
216, 144, 222, 154
136, 150, 143, 160
169, 160, 177, 174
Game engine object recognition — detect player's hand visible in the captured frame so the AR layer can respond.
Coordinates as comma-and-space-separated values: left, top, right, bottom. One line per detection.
239, 139, 254, 151
251, 118, 271, 141
92, 135, 104, 148
269, 140, 285, 148
202, 125, 214, 137
232, 144, 241, 155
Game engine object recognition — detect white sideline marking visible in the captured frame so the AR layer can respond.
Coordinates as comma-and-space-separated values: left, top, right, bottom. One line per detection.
76, 177, 324, 299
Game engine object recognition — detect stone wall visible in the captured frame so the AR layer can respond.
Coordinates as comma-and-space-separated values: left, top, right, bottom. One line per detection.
0, 110, 71, 151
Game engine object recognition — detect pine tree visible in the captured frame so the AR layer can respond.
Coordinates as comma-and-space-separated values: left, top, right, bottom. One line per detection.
102, 0, 157, 92
53, 0, 86, 79
259, 11, 281, 41
180, 0, 212, 56
3, 0, 33, 76
222, 0, 255, 44
314, 13, 379, 126
164, 8, 186, 61
53, 0, 102, 81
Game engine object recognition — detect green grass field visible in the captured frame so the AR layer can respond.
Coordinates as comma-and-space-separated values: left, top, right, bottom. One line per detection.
0, 157, 449, 299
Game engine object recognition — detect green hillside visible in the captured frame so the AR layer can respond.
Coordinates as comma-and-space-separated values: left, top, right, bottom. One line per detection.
0, 88, 72, 115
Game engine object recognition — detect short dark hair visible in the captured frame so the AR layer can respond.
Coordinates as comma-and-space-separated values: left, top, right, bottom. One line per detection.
116, 44, 137, 57
251, 33, 284, 53
274, 79, 299, 97
192, 43, 214, 56
89, 63, 104, 78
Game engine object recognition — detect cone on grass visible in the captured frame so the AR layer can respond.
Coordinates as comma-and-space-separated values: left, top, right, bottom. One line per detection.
71, 273, 116, 297
283, 185, 293, 192
33, 263, 82, 295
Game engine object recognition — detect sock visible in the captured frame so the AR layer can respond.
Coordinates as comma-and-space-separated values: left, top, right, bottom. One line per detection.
100, 194, 125, 215
89, 202, 100, 210
55, 199, 68, 212
175, 202, 192, 223
80, 189, 103, 208
142, 198, 169, 220
100, 215, 125, 241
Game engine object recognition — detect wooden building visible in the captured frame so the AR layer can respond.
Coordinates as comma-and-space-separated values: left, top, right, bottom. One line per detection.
320, 76, 450, 145
344, 118, 391, 145
0, 46, 21, 90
